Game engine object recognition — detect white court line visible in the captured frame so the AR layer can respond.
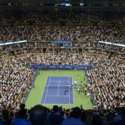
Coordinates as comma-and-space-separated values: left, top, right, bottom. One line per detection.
71, 76, 74, 104
40, 77, 49, 104
46, 85, 70, 87
50, 81, 69, 82
69, 83, 70, 104
41, 103, 74, 105
70, 76, 72, 85
68, 77, 69, 85
47, 95, 69, 97
57, 81, 60, 96
69, 77, 70, 104
44, 76, 51, 104
50, 76, 72, 77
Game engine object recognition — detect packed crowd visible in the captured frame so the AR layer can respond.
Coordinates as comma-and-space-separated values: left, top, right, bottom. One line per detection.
15, 49, 29, 55
1, 10, 125, 24
0, 25, 125, 46
84, 49, 108, 56
15, 49, 108, 56
112, 54, 125, 60
87, 58, 125, 110
0, 26, 94, 42
0, 57, 36, 109
0, 43, 27, 52
98, 43, 125, 53
19, 53, 98, 66
0, 52, 12, 59
34, 53, 110, 66
95, 26, 125, 44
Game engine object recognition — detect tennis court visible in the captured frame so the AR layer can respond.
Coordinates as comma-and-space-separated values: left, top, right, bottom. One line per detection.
41, 76, 74, 104
25, 70, 93, 109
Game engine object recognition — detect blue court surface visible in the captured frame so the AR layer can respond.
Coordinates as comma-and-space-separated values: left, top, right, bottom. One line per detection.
41, 76, 74, 104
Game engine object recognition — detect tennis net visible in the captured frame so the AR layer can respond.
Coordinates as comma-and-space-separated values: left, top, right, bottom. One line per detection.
45, 85, 72, 88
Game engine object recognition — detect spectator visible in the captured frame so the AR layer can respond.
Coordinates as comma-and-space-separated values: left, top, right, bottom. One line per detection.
48, 105, 64, 125
61, 107, 86, 125
0, 121, 4, 125
30, 105, 47, 125
81, 111, 92, 125
15, 104, 26, 119
113, 107, 125, 125
20, 104, 26, 110
2, 110, 13, 125
13, 109, 29, 125
107, 113, 115, 125
92, 115, 102, 125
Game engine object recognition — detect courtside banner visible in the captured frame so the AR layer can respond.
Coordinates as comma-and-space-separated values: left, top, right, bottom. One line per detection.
99, 41, 125, 47
28, 65, 95, 70
0, 40, 27, 46
54, 41, 71, 44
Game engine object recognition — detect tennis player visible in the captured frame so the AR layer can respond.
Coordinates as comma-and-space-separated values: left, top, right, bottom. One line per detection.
84, 77, 85, 81
81, 81, 82, 85
78, 75, 79, 78
78, 88, 80, 94
74, 80, 78, 85
85, 90, 87, 95
82, 90, 84, 95
85, 87, 87, 91
66, 88, 68, 93
38, 70, 40, 75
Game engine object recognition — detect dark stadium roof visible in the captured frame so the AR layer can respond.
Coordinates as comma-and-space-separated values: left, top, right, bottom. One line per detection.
0, 0, 124, 3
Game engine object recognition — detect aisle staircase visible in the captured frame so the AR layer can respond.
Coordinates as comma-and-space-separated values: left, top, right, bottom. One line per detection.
108, 52, 114, 59
10, 51, 17, 58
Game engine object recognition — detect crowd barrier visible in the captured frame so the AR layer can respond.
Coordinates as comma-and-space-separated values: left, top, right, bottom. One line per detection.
23, 70, 38, 104
28, 65, 96, 70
